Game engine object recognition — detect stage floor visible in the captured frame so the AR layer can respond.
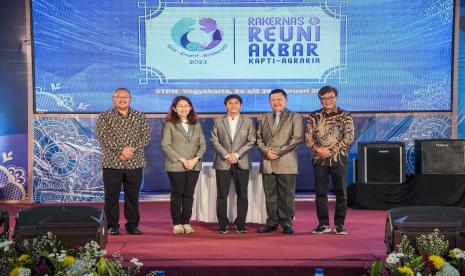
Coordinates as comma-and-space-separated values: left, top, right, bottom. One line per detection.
3, 201, 387, 275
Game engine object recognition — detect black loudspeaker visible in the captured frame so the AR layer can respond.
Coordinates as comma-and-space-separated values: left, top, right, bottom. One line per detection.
415, 139, 465, 174
13, 206, 107, 249
357, 142, 406, 184
384, 206, 465, 253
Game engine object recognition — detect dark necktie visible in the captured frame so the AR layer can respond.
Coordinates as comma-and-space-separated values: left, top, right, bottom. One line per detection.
273, 112, 281, 132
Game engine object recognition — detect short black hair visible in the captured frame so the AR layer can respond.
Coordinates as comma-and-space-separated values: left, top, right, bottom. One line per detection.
318, 86, 338, 97
269, 89, 287, 98
224, 94, 243, 105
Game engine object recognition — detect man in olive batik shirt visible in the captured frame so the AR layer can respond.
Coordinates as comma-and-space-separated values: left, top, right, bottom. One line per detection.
96, 88, 150, 235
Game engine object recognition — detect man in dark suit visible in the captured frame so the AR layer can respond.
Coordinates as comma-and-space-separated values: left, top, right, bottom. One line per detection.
210, 94, 256, 234
256, 89, 304, 234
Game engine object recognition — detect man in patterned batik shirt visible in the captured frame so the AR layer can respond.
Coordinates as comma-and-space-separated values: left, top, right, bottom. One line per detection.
306, 86, 354, 235
96, 88, 150, 235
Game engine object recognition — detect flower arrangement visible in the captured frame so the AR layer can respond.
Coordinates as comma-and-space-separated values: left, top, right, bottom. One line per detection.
368, 229, 465, 276
0, 231, 143, 275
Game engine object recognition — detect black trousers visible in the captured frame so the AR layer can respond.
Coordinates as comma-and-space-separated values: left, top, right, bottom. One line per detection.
167, 171, 200, 225
215, 165, 250, 228
313, 165, 348, 226
262, 173, 296, 227
103, 168, 142, 231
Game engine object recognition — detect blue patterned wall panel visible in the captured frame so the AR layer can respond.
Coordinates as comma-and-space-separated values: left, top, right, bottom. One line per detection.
33, 118, 104, 203
0, 134, 28, 200
0, 1, 29, 201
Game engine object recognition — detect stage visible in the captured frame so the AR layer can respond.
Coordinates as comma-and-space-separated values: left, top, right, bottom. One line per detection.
3, 201, 387, 275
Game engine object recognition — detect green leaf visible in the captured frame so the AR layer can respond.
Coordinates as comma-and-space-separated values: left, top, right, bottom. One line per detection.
409, 256, 424, 269
369, 260, 382, 276
97, 257, 108, 275
97, 257, 119, 276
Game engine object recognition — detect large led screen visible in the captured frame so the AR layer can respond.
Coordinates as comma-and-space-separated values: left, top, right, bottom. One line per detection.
32, 0, 454, 113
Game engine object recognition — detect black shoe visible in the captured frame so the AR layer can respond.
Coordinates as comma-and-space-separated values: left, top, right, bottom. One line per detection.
257, 225, 277, 233
282, 225, 293, 234
334, 225, 348, 235
108, 227, 119, 235
235, 225, 247, 233
127, 228, 143, 235
312, 225, 331, 234
217, 225, 229, 234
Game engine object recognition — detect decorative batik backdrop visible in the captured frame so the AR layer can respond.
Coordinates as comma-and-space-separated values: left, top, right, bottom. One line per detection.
30, 114, 452, 202
0, 0, 462, 202
0, 0, 29, 201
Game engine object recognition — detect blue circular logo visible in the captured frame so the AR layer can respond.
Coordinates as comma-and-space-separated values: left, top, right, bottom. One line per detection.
171, 18, 223, 52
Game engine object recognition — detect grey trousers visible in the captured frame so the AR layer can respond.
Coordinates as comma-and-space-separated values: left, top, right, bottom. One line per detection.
262, 173, 296, 227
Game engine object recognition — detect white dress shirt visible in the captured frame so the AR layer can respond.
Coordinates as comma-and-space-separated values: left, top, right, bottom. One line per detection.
181, 120, 189, 133
226, 114, 240, 159
228, 115, 239, 141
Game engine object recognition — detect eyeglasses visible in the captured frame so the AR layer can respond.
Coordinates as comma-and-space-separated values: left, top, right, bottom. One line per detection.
113, 96, 131, 99
175, 105, 191, 109
319, 96, 336, 101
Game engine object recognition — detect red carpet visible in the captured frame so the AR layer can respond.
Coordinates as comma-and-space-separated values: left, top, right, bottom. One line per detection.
3, 201, 387, 275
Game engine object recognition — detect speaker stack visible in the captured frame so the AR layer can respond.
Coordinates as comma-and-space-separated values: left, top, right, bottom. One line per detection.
357, 142, 406, 184
385, 206, 465, 253
13, 206, 107, 248
415, 139, 465, 174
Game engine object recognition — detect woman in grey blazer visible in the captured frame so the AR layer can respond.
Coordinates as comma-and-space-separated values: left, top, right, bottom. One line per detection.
161, 96, 206, 234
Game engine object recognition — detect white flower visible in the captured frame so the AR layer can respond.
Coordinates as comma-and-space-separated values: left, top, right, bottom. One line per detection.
386, 255, 398, 264
130, 258, 143, 267
451, 248, 465, 259
386, 252, 403, 264
0, 240, 13, 251
97, 249, 107, 257
57, 253, 66, 262
89, 241, 100, 250
17, 268, 31, 276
